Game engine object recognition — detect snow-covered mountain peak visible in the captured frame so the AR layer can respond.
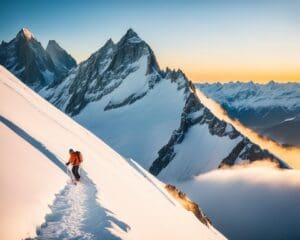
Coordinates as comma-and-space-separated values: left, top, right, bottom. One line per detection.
17, 27, 34, 40
103, 38, 115, 47
47, 39, 60, 49
46, 39, 77, 74
0, 29, 78, 91
0, 29, 59, 90
120, 28, 142, 44
110, 28, 159, 74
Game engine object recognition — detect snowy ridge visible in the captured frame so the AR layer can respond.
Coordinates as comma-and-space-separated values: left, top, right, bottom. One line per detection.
0, 66, 225, 239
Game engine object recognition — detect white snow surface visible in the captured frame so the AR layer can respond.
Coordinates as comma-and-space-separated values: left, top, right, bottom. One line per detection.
108, 55, 149, 105
0, 66, 225, 240
21, 28, 34, 40
74, 70, 187, 169
158, 124, 242, 182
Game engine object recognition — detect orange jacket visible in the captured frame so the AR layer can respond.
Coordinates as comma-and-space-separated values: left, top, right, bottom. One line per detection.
68, 152, 81, 166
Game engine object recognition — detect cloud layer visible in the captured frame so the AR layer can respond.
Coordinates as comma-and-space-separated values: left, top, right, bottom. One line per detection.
178, 162, 300, 240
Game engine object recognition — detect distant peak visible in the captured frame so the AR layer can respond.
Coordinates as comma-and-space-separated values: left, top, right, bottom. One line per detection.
47, 40, 61, 48
46, 40, 63, 52
126, 28, 138, 37
119, 28, 142, 44
17, 28, 34, 40
104, 38, 115, 47
48, 39, 58, 45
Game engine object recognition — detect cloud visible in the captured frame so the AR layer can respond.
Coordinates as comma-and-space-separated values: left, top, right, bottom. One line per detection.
177, 161, 300, 240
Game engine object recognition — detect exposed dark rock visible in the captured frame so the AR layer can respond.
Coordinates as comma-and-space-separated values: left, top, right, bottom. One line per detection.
165, 184, 212, 227
58, 29, 163, 116
150, 82, 287, 176
104, 92, 147, 111
149, 87, 243, 176
0, 28, 62, 91
219, 138, 289, 169
46, 40, 77, 74
149, 92, 204, 175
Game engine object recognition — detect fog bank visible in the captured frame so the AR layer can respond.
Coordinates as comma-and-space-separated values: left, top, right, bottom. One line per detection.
178, 162, 300, 240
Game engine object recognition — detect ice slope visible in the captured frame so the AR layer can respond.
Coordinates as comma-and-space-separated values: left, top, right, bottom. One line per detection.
0, 66, 225, 240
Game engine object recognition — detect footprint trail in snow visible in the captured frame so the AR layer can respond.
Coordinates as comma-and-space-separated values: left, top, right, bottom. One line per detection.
37, 172, 129, 240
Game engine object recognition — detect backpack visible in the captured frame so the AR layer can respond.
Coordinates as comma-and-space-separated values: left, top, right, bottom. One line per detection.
75, 151, 83, 164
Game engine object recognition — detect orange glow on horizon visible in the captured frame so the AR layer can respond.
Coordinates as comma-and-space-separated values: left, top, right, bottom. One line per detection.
74, 52, 300, 83
159, 58, 300, 83
188, 69, 300, 83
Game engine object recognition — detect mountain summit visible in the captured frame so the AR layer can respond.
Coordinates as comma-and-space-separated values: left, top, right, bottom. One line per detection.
17, 27, 34, 40
0, 28, 76, 90
46, 40, 77, 74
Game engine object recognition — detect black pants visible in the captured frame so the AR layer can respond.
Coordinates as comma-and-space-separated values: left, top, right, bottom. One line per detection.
72, 166, 80, 180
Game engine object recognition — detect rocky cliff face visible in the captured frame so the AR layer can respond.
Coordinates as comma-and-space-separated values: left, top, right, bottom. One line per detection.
165, 184, 212, 227
46, 40, 77, 74
0, 28, 75, 91
150, 84, 287, 178
43, 29, 162, 116
0, 28, 59, 90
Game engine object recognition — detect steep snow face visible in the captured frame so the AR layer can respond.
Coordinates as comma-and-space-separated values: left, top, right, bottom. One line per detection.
0, 119, 66, 240
197, 82, 300, 145
46, 40, 77, 74
75, 68, 187, 168
0, 66, 225, 240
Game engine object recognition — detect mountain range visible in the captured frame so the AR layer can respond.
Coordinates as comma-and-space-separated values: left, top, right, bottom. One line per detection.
0, 28, 289, 185
197, 82, 300, 146
1, 27, 299, 240
0, 28, 76, 91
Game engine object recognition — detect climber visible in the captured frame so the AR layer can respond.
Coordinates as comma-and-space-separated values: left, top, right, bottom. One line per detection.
66, 148, 83, 181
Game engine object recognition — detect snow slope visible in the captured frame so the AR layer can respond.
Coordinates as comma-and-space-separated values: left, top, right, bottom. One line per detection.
0, 66, 225, 240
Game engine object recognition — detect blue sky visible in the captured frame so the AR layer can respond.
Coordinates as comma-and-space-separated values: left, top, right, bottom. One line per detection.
1, 0, 299, 82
